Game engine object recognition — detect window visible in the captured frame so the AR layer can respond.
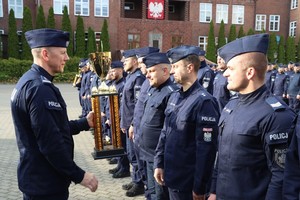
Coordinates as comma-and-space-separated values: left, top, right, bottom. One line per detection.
269, 15, 280, 31
291, 0, 298, 9
289, 21, 297, 37
8, 0, 23, 19
95, 0, 109, 17
54, 0, 69, 14
75, 0, 89, 16
255, 15, 266, 31
124, 2, 134, 10
128, 34, 140, 49
199, 3, 212, 23
0, 0, 3, 17
198, 36, 208, 51
216, 4, 228, 24
169, 5, 175, 13
171, 35, 183, 48
232, 5, 244, 25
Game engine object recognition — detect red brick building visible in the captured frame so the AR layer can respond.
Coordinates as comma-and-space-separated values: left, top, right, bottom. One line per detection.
0, 0, 298, 59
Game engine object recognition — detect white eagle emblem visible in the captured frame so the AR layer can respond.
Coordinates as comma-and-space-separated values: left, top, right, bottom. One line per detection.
149, 2, 164, 19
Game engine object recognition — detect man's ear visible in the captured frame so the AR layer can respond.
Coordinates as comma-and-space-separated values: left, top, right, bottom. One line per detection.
246, 67, 255, 80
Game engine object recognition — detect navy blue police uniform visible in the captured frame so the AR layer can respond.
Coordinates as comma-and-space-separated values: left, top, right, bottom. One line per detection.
210, 33, 297, 200
265, 65, 276, 91
273, 65, 288, 101
197, 50, 215, 95
10, 29, 91, 199
139, 52, 179, 200
287, 63, 300, 113
283, 114, 300, 199
213, 70, 231, 113
154, 46, 220, 199
120, 49, 146, 194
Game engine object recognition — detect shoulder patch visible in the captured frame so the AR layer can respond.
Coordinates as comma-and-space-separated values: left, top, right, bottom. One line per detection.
265, 96, 285, 111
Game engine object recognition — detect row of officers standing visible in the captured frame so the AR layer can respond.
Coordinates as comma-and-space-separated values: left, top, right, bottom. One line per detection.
75, 33, 300, 199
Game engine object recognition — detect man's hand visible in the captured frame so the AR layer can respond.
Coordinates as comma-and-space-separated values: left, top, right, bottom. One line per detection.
80, 172, 98, 192
207, 193, 217, 200
128, 125, 134, 140
154, 168, 164, 186
297, 94, 300, 100
121, 128, 126, 134
86, 111, 94, 128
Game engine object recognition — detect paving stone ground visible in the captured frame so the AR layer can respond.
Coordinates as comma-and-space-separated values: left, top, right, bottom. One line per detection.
0, 84, 145, 200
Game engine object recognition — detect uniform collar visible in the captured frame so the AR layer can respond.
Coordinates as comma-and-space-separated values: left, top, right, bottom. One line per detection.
179, 80, 200, 98
32, 64, 54, 82
153, 78, 172, 91
238, 85, 267, 103
200, 60, 207, 69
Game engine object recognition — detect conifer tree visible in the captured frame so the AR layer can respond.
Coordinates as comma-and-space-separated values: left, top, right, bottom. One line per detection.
206, 20, 216, 62
286, 36, 296, 63
297, 38, 300, 62
217, 20, 226, 49
75, 15, 86, 57
87, 27, 96, 54
0, 33, 2, 58
228, 24, 236, 42
21, 6, 33, 60
47, 7, 56, 29
8, 9, 19, 58
61, 6, 73, 56
100, 19, 110, 51
267, 33, 277, 63
277, 36, 285, 64
36, 5, 46, 29
237, 26, 245, 38
247, 28, 254, 35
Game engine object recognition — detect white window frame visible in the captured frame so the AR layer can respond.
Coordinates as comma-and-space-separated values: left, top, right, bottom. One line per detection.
269, 15, 280, 32
291, 0, 298, 9
199, 3, 212, 23
8, 0, 23, 19
54, 0, 69, 15
75, 0, 89, 16
289, 21, 297, 37
216, 4, 228, 24
0, 0, 3, 17
94, 0, 109, 17
198, 36, 208, 51
232, 5, 244, 25
255, 14, 266, 31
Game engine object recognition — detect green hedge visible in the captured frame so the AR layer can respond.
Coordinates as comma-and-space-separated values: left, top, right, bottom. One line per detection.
0, 57, 81, 83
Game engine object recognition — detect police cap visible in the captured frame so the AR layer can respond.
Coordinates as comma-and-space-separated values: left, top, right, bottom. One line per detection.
122, 49, 137, 59
78, 58, 89, 68
143, 52, 170, 68
111, 61, 124, 69
167, 45, 201, 64
25, 28, 69, 49
135, 47, 160, 58
218, 33, 269, 64
198, 50, 206, 56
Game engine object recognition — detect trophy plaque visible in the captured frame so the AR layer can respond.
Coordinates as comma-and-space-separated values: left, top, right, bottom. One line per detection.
90, 52, 125, 159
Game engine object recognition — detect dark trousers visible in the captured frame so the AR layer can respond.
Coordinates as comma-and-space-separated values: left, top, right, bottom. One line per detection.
168, 188, 192, 200
289, 96, 300, 113
116, 132, 130, 172
23, 191, 69, 200
146, 161, 169, 200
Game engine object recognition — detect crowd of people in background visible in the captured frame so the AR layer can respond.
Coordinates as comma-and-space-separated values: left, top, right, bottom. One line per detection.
72, 33, 300, 200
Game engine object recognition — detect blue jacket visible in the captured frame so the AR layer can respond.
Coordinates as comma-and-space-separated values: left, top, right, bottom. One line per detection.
211, 85, 296, 200
197, 61, 215, 95
10, 64, 90, 195
287, 72, 300, 96
154, 81, 219, 195
213, 71, 231, 113
120, 68, 145, 129
272, 72, 288, 96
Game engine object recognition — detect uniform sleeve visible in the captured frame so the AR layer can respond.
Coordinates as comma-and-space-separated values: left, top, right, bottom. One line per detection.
283, 116, 300, 200
262, 110, 297, 199
193, 99, 219, 195
28, 84, 85, 184
69, 117, 90, 135
154, 122, 167, 169
133, 76, 145, 104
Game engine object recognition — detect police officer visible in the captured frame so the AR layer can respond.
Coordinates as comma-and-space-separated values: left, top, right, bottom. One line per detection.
120, 49, 146, 196
197, 50, 215, 95
139, 52, 179, 200
265, 62, 276, 92
154, 45, 220, 200
10, 28, 98, 200
287, 63, 300, 113
286, 61, 295, 77
79, 59, 92, 118
272, 64, 289, 101
213, 55, 231, 113
208, 34, 296, 200
283, 114, 300, 199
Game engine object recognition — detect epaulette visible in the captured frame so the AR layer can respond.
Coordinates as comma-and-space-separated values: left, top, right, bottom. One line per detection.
40, 76, 51, 84
167, 85, 179, 92
265, 96, 285, 111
